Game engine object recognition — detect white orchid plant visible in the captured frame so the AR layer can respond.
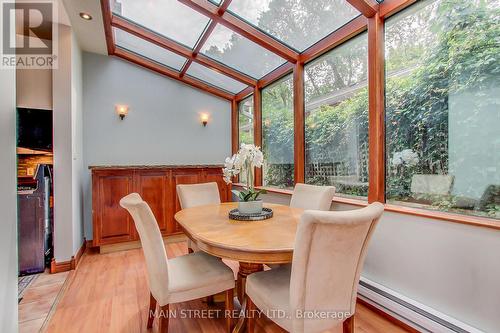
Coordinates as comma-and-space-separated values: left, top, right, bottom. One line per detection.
222, 144, 267, 202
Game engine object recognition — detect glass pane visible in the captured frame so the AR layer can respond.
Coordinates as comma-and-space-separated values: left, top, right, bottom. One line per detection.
304, 33, 368, 199
201, 24, 286, 79
111, 0, 210, 48
385, 0, 500, 219
262, 75, 294, 189
238, 96, 254, 184
208, 0, 223, 4
114, 28, 187, 70
227, 0, 360, 51
239, 96, 254, 145
186, 62, 248, 94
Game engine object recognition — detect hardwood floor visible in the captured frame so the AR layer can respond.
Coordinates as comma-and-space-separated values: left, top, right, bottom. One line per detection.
46, 242, 411, 333
19, 270, 70, 333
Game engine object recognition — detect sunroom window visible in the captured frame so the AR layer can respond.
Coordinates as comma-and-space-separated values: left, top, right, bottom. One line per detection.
262, 75, 294, 189
385, 0, 500, 219
238, 95, 254, 184
304, 33, 369, 199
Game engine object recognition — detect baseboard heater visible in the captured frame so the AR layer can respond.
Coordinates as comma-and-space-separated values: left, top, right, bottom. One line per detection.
358, 277, 484, 333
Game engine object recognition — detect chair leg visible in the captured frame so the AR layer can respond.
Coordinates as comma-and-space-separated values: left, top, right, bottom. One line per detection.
247, 296, 255, 333
343, 314, 354, 333
159, 304, 169, 333
147, 292, 157, 329
225, 288, 234, 332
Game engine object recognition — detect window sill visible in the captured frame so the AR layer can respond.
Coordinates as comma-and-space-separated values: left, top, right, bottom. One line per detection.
232, 183, 500, 230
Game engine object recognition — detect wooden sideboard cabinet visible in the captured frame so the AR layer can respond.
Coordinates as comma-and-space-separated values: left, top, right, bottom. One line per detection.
91, 165, 230, 247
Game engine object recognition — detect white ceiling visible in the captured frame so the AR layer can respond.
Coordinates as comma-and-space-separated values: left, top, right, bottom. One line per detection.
61, 0, 107, 55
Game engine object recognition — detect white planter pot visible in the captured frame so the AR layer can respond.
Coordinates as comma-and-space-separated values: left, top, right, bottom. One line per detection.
238, 200, 263, 214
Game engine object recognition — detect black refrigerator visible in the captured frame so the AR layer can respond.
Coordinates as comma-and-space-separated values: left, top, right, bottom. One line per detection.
18, 164, 53, 275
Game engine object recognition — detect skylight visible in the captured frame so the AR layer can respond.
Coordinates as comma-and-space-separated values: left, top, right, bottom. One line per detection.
112, 0, 210, 49
186, 62, 248, 94
227, 0, 361, 52
201, 24, 287, 79
104, 0, 373, 98
114, 28, 187, 71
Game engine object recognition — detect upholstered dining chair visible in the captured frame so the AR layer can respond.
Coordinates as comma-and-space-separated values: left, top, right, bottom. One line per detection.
290, 183, 335, 211
177, 182, 221, 253
120, 193, 235, 333
246, 202, 384, 333
267, 183, 336, 270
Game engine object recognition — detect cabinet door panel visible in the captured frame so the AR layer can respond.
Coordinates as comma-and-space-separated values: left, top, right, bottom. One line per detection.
138, 171, 169, 236
97, 174, 135, 245
93, 167, 228, 245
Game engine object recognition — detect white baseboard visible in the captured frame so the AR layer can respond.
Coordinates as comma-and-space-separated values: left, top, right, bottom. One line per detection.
358, 277, 484, 333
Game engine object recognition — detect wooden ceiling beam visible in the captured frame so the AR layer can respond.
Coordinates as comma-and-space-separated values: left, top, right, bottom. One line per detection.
114, 48, 234, 101
111, 15, 256, 86
193, 21, 218, 56
218, 0, 233, 14
180, 20, 218, 77
100, 0, 115, 55
181, 0, 231, 77
379, 0, 417, 18
177, 0, 299, 63
347, 0, 379, 17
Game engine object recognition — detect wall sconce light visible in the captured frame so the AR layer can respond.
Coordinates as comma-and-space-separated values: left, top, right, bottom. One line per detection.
200, 113, 209, 127
116, 105, 129, 120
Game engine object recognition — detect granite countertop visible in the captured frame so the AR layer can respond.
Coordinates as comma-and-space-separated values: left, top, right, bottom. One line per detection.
88, 164, 223, 170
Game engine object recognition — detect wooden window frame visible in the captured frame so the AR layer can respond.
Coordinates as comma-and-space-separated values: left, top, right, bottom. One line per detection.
230, 0, 499, 230
231, 183, 500, 231
101, 0, 499, 229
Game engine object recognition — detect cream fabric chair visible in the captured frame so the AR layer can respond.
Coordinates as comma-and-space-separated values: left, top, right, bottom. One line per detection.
290, 183, 335, 211
177, 182, 221, 253
120, 193, 235, 333
268, 183, 335, 269
246, 203, 384, 333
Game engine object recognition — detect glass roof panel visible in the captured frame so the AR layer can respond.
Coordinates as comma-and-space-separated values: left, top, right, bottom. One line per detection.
114, 28, 187, 71
208, 0, 223, 5
111, 0, 210, 48
186, 62, 248, 94
200, 24, 287, 79
227, 0, 360, 52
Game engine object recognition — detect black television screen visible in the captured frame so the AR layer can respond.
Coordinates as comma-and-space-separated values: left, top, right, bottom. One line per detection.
17, 108, 53, 151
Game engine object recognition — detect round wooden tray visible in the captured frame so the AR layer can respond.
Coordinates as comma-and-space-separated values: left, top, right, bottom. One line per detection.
229, 207, 274, 221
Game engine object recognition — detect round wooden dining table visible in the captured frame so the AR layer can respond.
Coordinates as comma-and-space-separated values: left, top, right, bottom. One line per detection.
174, 202, 304, 333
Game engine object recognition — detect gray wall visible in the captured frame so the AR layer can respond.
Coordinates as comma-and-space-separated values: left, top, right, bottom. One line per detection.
0, 57, 18, 332
15, 25, 85, 263
259, 191, 500, 333
82, 52, 231, 239
71, 29, 84, 256
53, 25, 85, 262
